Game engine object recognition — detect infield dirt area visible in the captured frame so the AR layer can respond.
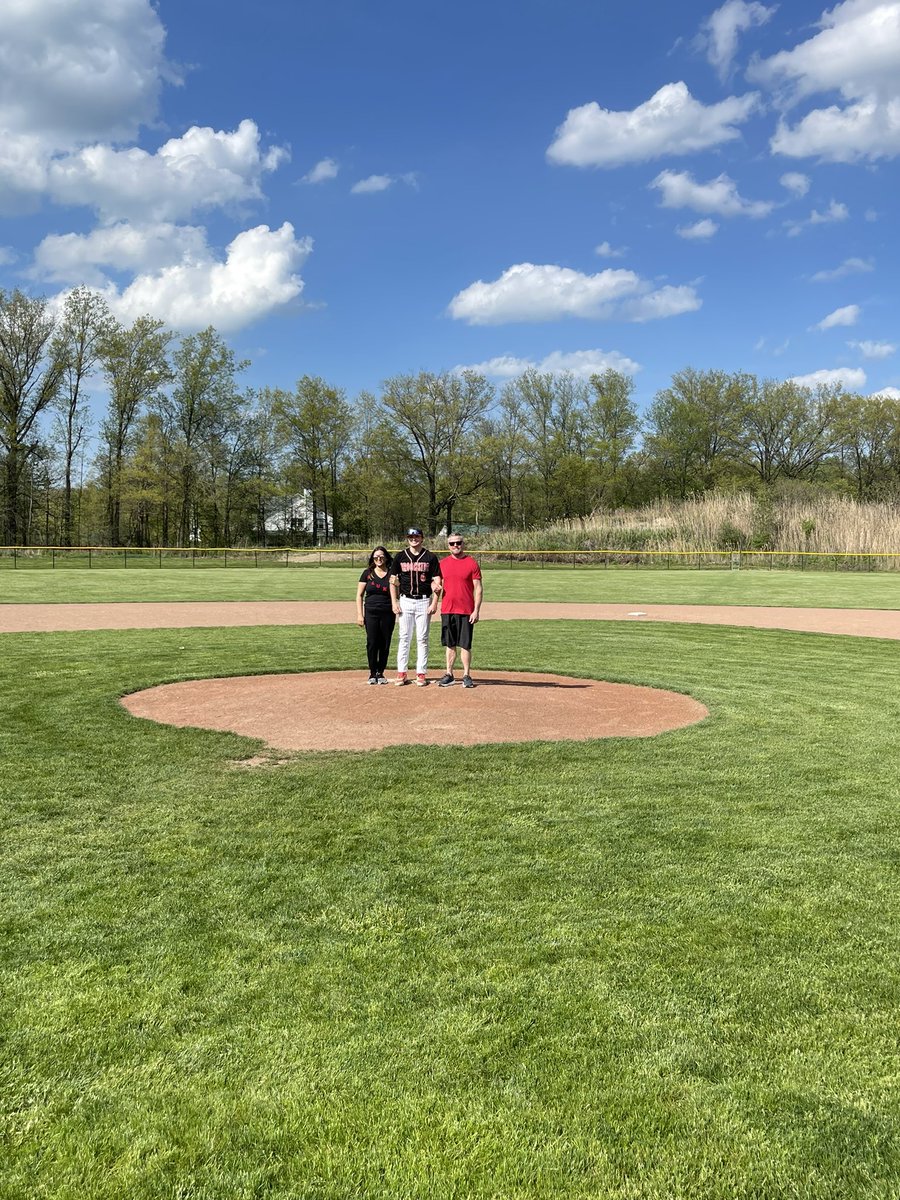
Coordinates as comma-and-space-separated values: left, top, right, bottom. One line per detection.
3, 599, 900, 638
6, 599, 893, 753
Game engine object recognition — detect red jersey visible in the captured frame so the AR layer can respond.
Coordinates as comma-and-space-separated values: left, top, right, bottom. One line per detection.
440, 554, 482, 614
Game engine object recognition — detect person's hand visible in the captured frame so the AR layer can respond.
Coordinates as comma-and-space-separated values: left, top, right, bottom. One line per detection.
356, 617, 365, 627
392, 604, 402, 617
428, 603, 437, 616
469, 612, 479, 624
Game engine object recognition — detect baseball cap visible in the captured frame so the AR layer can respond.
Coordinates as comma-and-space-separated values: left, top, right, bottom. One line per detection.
406, 527, 423, 536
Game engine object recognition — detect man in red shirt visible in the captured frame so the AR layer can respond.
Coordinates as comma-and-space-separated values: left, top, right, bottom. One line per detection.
437, 534, 483, 689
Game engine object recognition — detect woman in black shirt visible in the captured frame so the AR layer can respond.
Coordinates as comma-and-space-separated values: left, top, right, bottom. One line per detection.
356, 546, 395, 683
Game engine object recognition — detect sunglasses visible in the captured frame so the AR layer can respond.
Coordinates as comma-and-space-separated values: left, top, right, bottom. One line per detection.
373, 554, 386, 559
448, 541, 463, 546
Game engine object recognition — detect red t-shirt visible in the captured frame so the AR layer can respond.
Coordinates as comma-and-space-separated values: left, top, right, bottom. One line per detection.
440, 554, 482, 614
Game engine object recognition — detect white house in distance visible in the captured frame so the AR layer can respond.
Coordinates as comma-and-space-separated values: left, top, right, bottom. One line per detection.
265, 490, 333, 540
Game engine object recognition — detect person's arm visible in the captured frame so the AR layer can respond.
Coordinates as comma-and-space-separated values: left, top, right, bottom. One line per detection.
470, 577, 483, 623
428, 560, 442, 615
356, 581, 366, 627
390, 565, 402, 616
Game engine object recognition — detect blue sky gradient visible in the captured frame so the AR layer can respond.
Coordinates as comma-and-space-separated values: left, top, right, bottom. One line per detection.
1, 0, 898, 411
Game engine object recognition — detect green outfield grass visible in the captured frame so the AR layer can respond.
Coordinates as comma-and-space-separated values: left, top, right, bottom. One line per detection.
3, 564, 900, 609
4, 618, 900, 1198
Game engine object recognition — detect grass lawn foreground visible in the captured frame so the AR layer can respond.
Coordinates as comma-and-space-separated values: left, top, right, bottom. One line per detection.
3, 573, 900, 1197
5, 564, 900, 609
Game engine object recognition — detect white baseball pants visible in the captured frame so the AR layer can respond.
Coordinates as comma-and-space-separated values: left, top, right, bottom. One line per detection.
396, 596, 431, 675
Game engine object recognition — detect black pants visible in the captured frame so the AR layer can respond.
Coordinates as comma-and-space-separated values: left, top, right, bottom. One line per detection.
364, 609, 396, 675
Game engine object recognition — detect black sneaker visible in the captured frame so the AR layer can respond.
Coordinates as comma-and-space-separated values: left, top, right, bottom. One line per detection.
462, 675, 475, 689
367, 675, 378, 685
437, 673, 455, 687
376, 674, 388, 685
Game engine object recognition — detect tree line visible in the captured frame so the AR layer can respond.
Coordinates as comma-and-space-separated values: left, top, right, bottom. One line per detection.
2, 286, 900, 547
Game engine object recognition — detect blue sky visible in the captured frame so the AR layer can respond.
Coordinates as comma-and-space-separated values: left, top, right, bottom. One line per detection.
1, 0, 898, 413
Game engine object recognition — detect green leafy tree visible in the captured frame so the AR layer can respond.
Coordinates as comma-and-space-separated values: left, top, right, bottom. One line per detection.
51, 287, 115, 546
0, 290, 66, 545
163, 327, 248, 546
379, 370, 493, 534
586, 369, 641, 507
98, 315, 173, 545
274, 376, 355, 541
740, 378, 835, 485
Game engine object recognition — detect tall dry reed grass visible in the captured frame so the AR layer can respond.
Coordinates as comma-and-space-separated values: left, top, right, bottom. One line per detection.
482, 493, 900, 556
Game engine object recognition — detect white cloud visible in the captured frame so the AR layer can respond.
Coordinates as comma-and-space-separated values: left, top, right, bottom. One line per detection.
813, 304, 861, 330
595, 240, 627, 258
677, 219, 719, 239
771, 99, 900, 161
751, 0, 900, 161
447, 262, 700, 325
302, 158, 338, 184
790, 367, 867, 389
809, 200, 849, 225
453, 348, 641, 380
785, 199, 849, 236
351, 174, 392, 194
701, 1, 776, 79
0, 0, 173, 210
78, 223, 311, 333
780, 171, 810, 197
546, 82, 758, 167
651, 169, 773, 217
0, 246, 17, 266
350, 172, 417, 194
811, 256, 873, 281
872, 385, 900, 398
849, 339, 896, 359
32, 221, 210, 285
46, 119, 287, 223
0, 0, 170, 146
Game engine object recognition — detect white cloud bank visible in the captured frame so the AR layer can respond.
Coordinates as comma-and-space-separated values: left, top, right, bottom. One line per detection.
454, 349, 641, 380
785, 200, 849, 236
33, 221, 209, 285
790, 367, 867, 389
0, 2, 310, 334
351, 172, 418, 194
780, 172, 810, 197
811, 256, 873, 281
701, 0, 776, 79
85, 223, 311, 333
849, 339, 895, 359
0, 0, 173, 212
751, 0, 900, 161
595, 241, 627, 259
677, 219, 719, 239
448, 263, 700, 325
46, 120, 287, 223
813, 304, 861, 330
302, 158, 339, 184
872, 386, 900, 398
651, 170, 773, 217
546, 82, 758, 167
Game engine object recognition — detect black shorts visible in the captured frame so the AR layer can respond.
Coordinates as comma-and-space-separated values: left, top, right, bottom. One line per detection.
441, 613, 473, 650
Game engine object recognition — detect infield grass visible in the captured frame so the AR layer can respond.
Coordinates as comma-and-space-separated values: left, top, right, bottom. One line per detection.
3, 618, 900, 1198
3, 564, 900, 609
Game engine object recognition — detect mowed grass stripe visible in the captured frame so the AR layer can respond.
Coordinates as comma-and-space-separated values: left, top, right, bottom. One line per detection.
4, 564, 900, 609
3, 621, 900, 1198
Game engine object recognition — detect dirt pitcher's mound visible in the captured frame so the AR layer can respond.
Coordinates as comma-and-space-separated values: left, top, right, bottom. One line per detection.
121, 670, 707, 752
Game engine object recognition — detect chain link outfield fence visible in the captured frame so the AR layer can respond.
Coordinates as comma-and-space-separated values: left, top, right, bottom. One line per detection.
3, 546, 900, 572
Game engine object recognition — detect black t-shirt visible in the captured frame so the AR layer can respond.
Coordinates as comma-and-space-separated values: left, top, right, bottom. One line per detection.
389, 548, 441, 599
359, 568, 393, 612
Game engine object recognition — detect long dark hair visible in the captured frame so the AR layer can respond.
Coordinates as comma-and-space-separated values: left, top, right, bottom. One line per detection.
368, 546, 392, 570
